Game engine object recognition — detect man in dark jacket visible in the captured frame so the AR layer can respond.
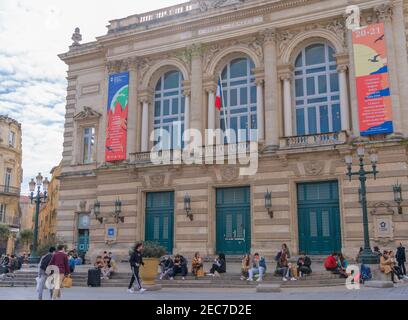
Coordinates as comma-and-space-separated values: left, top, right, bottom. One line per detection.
37, 247, 56, 300
127, 243, 146, 294
49, 245, 70, 300
396, 243, 406, 276
169, 254, 188, 280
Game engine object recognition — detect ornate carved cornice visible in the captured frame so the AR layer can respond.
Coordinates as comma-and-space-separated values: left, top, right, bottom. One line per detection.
259, 28, 277, 44
374, 2, 393, 22
73, 106, 102, 121
106, 58, 139, 73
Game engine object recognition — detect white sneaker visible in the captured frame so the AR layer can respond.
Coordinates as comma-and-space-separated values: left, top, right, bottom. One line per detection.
240, 276, 245, 281
206, 273, 213, 276
247, 278, 253, 281
282, 277, 287, 282
256, 278, 262, 282
290, 277, 297, 281
159, 274, 163, 280
127, 288, 135, 294
170, 277, 174, 280
139, 288, 147, 294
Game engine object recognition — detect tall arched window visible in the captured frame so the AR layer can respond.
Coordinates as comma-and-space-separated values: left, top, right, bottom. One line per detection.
294, 43, 340, 135
154, 70, 184, 149
220, 57, 257, 142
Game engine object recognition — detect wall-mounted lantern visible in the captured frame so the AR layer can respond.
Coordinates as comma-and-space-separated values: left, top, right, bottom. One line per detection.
93, 200, 103, 224
264, 189, 273, 218
184, 193, 193, 221
113, 198, 124, 223
393, 183, 403, 214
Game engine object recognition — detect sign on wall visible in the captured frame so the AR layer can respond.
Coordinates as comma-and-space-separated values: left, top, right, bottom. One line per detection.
352, 23, 393, 136
105, 72, 129, 162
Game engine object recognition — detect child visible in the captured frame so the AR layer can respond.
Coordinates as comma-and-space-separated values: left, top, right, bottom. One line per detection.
240, 254, 250, 281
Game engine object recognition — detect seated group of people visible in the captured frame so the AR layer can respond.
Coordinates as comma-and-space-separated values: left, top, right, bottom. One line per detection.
240, 244, 312, 282
159, 252, 226, 280
380, 249, 408, 283
324, 252, 349, 278
94, 251, 117, 280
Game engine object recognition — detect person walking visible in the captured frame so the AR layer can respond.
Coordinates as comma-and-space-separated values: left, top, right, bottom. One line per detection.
396, 243, 406, 276
48, 245, 70, 300
37, 247, 56, 300
127, 243, 146, 294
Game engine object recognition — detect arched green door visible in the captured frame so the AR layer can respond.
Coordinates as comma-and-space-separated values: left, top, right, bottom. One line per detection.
297, 181, 342, 255
145, 192, 174, 254
216, 187, 251, 255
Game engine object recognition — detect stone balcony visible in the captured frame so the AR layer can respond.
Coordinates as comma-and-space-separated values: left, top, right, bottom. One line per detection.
3, 216, 20, 228
0, 185, 20, 197
279, 131, 349, 150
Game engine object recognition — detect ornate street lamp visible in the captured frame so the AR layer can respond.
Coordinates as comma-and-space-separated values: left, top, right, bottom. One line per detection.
28, 173, 49, 264
392, 182, 403, 214
264, 189, 273, 218
93, 200, 103, 224
345, 146, 379, 264
184, 194, 193, 221
113, 198, 124, 223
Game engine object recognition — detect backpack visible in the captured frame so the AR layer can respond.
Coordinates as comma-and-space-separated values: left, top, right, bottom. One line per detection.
360, 264, 372, 281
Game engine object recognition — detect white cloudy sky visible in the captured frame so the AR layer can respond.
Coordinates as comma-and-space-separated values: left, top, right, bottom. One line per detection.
0, 0, 183, 194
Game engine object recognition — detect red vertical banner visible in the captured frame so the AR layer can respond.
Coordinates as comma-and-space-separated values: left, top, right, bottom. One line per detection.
105, 72, 129, 162
352, 23, 393, 136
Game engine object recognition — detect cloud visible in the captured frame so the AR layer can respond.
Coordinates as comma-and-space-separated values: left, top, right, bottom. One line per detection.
0, 0, 184, 194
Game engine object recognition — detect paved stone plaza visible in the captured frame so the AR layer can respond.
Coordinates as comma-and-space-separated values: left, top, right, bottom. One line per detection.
1, 284, 407, 300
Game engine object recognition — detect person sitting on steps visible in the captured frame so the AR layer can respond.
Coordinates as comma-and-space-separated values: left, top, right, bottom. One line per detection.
247, 253, 267, 282
296, 252, 312, 277
336, 252, 349, 279
208, 253, 226, 277
191, 252, 204, 278
240, 254, 250, 281
169, 254, 188, 280
324, 252, 339, 273
275, 251, 296, 281
159, 255, 174, 280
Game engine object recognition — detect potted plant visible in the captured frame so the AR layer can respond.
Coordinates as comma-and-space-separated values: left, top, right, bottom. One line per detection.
134, 241, 166, 285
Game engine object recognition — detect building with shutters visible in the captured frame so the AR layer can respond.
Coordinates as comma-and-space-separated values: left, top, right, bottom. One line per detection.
0, 115, 22, 255
57, 0, 408, 261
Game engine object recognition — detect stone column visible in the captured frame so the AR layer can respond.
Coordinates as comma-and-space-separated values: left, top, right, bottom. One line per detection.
390, 0, 408, 135
262, 29, 279, 147
141, 99, 149, 152
183, 89, 191, 142
207, 89, 215, 131
337, 64, 350, 132
190, 44, 203, 136
281, 72, 293, 137
346, 31, 360, 137
375, 3, 402, 135
126, 58, 139, 158
256, 79, 265, 141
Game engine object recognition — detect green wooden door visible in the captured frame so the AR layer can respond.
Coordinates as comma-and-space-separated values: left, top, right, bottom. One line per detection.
216, 187, 251, 255
145, 192, 174, 254
297, 181, 341, 255
77, 229, 89, 254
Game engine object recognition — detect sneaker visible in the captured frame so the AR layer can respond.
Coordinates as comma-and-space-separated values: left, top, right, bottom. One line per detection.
139, 288, 147, 294
247, 278, 253, 281
170, 277, 174, 281
159, 274, 163, 280
290, 277, 297, 281
240, 276, 245, 281
282, 277, 288, 282
127, 288, 135, 294
403, 275, 408, 280
256, 278, 262, 282
206, 273, 213, 276
182, 277, 185, 280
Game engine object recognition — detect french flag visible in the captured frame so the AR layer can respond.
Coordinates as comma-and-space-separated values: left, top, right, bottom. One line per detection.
215, 78, 222, 111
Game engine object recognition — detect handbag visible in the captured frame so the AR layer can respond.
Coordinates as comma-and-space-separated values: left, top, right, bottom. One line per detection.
62, 275, 73, 288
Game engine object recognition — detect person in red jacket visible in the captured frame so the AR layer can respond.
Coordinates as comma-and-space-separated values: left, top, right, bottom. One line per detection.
324, 253, 339, 272
49, 244, 70, 300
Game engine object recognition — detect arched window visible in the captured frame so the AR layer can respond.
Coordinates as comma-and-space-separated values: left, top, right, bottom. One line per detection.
220, 57, 257, 142
294, 43, 340, 135
154, 70, 184, 149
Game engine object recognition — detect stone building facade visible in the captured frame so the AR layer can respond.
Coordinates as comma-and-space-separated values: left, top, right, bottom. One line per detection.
0, 115, 22, 255
58, 0, 408, 260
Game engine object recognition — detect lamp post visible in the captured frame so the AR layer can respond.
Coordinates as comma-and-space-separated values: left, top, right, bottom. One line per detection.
345, 145, 379, 264
28, 173, 49, 264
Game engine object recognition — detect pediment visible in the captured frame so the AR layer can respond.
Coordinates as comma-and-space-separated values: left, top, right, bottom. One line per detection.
73, 106, 101, 121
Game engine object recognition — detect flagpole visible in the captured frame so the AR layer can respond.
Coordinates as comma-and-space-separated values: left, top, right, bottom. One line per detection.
219, 74, 228, 133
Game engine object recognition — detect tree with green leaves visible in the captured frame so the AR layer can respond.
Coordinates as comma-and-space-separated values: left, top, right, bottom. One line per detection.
0, 224, 10, 242
19, 229, 34, 246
